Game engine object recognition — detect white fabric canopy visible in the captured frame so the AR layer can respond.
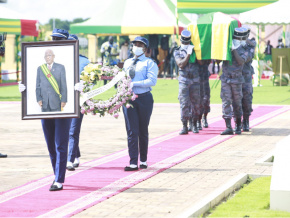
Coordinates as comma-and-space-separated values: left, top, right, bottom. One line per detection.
239, 0, 290, 25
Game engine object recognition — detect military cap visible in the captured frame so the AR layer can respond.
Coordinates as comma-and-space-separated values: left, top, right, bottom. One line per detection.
68, 34, 78, 40
242, 25, 251, 36
132, 36, 149, 47
180, 29, 191, 43
51, 28, 69, 39
233, 27, 248, 40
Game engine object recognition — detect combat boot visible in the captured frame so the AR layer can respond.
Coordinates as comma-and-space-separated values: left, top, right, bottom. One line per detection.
233, 117, 237, 132
192, 119, 199, 133
243, 115, 250, 132
220, 118, 234, 135
179, 121, 188, 135
197, 115, 203, 130
202, 113, 208, 128
188, 119, 193, 131
235, 118, 242, 135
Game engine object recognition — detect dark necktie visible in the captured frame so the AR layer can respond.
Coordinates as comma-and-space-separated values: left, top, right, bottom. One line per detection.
129, 58, 139, 79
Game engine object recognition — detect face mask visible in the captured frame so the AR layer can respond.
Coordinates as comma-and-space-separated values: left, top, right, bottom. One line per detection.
233, 39, 241, 47
180, 44, 189, 50
132, 46, 144, 56
241, 40, 246, 46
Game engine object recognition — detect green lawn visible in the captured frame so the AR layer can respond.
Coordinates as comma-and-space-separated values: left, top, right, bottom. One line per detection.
208, 176, 290, 217
0, 79, 289, 104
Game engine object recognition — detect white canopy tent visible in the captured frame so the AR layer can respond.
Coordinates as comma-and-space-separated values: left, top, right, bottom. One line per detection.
239, 0, 290, 25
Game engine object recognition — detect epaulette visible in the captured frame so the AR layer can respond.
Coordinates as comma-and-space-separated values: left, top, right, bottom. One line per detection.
149, 57, 157, 63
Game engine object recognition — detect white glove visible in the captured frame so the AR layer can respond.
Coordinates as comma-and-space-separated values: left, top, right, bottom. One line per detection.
186, 45, 194, 55
129, 82, 134, 89
74, 80, 85, 92
231, 40, 241, 50
18, 81, 26, 92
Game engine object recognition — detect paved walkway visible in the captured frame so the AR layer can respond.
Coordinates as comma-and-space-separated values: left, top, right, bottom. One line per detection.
1, 102, 290, 217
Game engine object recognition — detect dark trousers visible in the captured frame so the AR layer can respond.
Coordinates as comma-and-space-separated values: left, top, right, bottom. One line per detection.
68, 112, 84, 163
41, 118, 72, 183
122, 92, 154, 165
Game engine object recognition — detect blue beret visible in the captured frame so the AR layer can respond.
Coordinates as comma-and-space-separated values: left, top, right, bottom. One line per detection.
132, 36, 149, 47
51, 28, 69, 39
180, 30, 191, 43
68, 34, 78, 40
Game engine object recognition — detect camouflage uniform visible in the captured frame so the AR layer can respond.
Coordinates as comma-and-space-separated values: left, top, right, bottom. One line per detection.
174, 47, 200, 123
242, 39, 256, 117
221, 46, 248, 119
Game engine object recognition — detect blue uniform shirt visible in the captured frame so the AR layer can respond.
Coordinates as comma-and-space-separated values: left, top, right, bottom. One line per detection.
79, 55, 90, 75
123, 54, 158, 94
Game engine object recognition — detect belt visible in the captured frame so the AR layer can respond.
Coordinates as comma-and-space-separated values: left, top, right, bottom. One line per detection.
136, 91, 150, 97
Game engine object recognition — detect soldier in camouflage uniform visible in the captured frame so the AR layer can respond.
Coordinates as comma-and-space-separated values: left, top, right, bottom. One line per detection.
220, 27, 248, 135
174, 30, 201, 134
240, 26, 256, 131
200, 60, 211, 129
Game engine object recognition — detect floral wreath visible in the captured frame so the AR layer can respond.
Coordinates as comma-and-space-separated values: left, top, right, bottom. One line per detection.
79, 64, 137, 118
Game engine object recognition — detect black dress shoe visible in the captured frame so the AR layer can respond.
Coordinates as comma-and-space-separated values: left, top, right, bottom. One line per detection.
140, 164, 147, 169
49, 185, 63, 191
0, 153, 7, 158
51, 180, 55, 188
73, 163, 79, 168
124, 166, 138, 171
66, 166, 75, 171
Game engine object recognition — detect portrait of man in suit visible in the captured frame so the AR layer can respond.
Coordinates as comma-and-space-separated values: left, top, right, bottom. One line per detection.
36, 49, 67, 112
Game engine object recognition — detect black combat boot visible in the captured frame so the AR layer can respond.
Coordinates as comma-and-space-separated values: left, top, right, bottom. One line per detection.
202, 113, 208, 128
188, 119, 193, 131
192, 119, 199, 133
179, 121, 188, 135
220, 118, 234, 135
235, 117, 242, 135
233, 117, 237, 132
197, 115, 203, 130
242, 115, 250, 132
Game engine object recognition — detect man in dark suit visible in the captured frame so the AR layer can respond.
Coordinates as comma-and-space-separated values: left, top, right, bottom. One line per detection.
36, 49, 67, 112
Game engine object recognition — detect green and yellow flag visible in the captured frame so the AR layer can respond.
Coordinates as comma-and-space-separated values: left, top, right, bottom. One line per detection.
188, 12, 240, 62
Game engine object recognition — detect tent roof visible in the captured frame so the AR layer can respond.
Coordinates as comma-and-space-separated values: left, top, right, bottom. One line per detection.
177, 0, 277, 14
239, 0, 290, 25
71, 0, 191, 35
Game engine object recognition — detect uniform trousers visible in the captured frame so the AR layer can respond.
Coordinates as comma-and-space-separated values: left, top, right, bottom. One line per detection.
122, 92, 153, 165
220, 81, 243, 119
179, 82, 201, 121
41, 118, 72, 183
68, 112, 84, 163
203, 76, 211, 114
241, 82, 253, 116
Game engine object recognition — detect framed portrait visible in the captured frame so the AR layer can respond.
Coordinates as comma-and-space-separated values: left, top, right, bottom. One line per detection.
21, 40, 80, 119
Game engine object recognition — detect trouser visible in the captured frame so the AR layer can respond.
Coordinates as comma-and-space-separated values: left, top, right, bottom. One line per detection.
122, 92, 154, 165
179, 82, 201, 121
203, 76, 211, 114
220, 82, 243, 119
68, 112, 84, 163
41, 118, 72, 183
169, 57, 178, 78
241, 82, 253, 116
42, 100, 61, 112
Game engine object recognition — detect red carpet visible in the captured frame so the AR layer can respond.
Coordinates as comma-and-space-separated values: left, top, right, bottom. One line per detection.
0, 105, 288, 217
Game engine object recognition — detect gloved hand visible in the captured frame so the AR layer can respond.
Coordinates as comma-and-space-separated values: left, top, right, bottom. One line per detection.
129, 82, 134, 89
74, 80, 85, 92
231, 39, 241, 50
186, 45, 194, 55
18, 81, 26, 92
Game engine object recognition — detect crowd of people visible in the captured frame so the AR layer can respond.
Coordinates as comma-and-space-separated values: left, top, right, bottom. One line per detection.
14, 24, 259, 191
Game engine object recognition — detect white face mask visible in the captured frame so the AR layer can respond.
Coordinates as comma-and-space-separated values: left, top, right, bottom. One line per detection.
180, 44, 189, 50
132, 46, 144, 56
233, 39, 241, 47
241, 40, 246, 46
